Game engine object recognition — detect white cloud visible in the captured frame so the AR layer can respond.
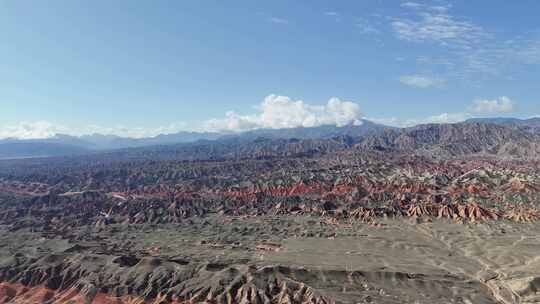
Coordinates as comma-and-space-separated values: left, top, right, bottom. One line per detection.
370, 96, 518, 128
0, 121, 69, 140
416, 56, 455, 68
400, 2, 422, 9
369, 112, 470, 128
204, 94, 363, 132
366, 117, 406, 127
82, 122, 189, 138
0, 121, 189, 140
2, 95, 364, 138
400, 2, 452, 13
394, 3, 540, 81
517, 39, 540, 64
422, 112, 470, 124
268, 17, 288, 24
0, 95, 521, 139
469, 96, 515, 114
393, 4, 486, 49
399, 75, 445, 88
354, 18, 380, 35
203, 112, 259, 133
461, 38, 540, 77
323, 11, 341, 22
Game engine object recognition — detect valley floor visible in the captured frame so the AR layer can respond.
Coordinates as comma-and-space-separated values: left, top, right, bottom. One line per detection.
1, 216, 539, 304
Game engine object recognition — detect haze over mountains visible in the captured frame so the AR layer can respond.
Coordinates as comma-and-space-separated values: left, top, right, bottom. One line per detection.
0, 119, 388, 159
1, 117, 539, 160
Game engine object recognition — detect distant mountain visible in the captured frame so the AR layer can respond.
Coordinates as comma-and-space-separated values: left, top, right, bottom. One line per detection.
0, 120, 390, 158
357, 122, 540, 159
79, 131, 226, 150
236, 119, 391, 140
466, 117, 540, 134
0, 131, 227, 158
88, 121, 540, 162
0, 134, 94, 148
0, 142, 88, 159
3, 121, 539, 161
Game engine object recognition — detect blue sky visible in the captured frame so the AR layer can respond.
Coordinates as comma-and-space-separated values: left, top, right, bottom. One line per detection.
1, 0, 539, 138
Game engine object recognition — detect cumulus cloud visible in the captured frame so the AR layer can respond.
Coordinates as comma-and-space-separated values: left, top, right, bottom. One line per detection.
1, 95, 364, 138
204, 94, 363, 132
469, 96, 515, 114
399, 75, 445, 88
1, 96, 521, 139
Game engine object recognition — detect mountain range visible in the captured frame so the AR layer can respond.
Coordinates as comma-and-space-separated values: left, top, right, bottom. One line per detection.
466, 117, 540, 133
0, 119, 388, 159
0, 117, 539, 159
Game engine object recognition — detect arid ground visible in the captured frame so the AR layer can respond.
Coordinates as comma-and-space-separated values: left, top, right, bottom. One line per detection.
1, 215, 540, 303
1, 123, 540, 303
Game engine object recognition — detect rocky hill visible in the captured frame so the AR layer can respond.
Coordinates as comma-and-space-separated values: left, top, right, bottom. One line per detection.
113, 122, 540, 161
467, 117, 540, 134
4, 120, 539, 161
356, 122, 540, 159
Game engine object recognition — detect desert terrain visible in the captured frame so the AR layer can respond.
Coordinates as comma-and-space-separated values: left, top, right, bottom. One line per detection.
1, 122, 540, 303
